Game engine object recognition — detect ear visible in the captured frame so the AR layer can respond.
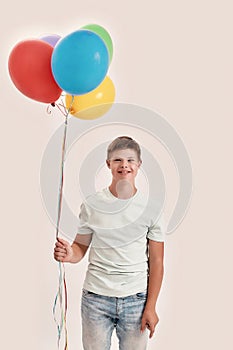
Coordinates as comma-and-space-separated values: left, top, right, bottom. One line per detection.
137, 160, 142, 168
106, 160, 110, 168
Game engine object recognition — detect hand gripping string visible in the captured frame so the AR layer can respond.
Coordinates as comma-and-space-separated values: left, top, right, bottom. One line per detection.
53, 96, 74, 350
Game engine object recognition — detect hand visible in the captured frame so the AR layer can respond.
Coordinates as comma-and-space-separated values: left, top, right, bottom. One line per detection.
54, 237, 73, 263
141, 307, 159, 338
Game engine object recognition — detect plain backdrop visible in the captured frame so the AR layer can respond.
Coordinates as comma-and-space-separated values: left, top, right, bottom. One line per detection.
1, 0, 233, 349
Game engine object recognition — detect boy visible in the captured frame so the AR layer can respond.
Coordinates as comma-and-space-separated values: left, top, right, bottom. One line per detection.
54, 136, 165, 350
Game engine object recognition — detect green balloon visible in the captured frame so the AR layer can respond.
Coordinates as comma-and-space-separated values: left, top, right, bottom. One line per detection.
81, 24, 113, 63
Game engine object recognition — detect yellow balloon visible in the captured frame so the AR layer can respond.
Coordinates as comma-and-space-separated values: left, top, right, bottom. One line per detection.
65, 76, 115, 120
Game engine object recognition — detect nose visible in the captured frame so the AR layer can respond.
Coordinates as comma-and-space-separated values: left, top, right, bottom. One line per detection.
121, 160, 128, 168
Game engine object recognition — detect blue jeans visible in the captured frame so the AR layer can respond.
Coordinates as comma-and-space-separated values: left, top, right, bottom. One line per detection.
81, 289, 148, 350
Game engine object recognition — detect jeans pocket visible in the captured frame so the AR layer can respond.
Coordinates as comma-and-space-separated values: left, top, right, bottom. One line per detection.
82, 289, 96, 298
136, 291, 147, 300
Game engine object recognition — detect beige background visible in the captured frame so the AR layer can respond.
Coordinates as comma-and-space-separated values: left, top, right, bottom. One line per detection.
1, 0, 232, 349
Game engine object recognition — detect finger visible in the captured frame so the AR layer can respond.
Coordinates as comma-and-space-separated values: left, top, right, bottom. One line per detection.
54, 253, 63, 262
54, 247, 66, 253
54, 247, 67, 255
55, 241, 65, 248
147, 324, 155, 339
54, 250, 66, 257
140, 319, 147, 333
57, 237, 69, 247
55, 257, 64, 262
54, 251, 66, 261
149, 329, 155, 338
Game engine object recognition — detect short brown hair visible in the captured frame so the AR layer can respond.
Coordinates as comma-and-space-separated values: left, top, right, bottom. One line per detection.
107, 136, 142, 161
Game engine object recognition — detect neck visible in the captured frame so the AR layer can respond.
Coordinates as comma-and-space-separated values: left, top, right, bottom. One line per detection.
109, 180, 137, 199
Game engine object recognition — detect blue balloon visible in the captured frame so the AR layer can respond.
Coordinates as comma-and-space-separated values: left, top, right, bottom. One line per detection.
51, 30, 109, 95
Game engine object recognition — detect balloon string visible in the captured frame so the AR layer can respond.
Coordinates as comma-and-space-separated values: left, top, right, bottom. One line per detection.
55, 95, 74, 239
55, 121, 68, 239
55, 102, 68, 117
53, 96, 74, 350
46, 105, 52, 115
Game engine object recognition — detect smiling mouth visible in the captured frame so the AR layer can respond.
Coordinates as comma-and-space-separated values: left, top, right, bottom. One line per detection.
118, 170, 131, 174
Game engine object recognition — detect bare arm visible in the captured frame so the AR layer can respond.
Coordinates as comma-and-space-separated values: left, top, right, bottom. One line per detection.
141, 240, 164, 338
54, 234, 92, 263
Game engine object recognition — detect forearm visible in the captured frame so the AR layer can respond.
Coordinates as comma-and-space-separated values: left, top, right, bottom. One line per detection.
69, 242, 88, 263
140, 241, 164, 337
146, 260, 164, 309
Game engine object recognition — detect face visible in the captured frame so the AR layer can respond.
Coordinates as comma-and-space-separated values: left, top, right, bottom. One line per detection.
106, 149, 141, 183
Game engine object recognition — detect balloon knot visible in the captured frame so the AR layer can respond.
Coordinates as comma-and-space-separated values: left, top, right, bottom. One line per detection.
51, 102, 56, 107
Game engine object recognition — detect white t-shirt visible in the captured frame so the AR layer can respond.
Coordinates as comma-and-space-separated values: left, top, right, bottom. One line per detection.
77, 187, 165, 297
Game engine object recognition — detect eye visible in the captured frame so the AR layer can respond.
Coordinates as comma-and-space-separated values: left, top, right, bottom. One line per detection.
114, 159, 121, 162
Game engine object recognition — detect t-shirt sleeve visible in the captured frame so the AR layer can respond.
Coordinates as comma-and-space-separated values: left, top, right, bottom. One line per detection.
147, 213, 166, 242
77, 203, 94, 235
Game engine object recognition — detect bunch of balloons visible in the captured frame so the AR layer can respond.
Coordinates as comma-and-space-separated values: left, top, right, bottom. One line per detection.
8, 24, 115, 119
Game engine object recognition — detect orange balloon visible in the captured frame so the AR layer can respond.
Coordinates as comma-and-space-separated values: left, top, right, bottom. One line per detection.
65, 76, 115, 120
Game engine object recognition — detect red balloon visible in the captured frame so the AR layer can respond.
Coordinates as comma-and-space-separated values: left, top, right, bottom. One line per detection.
8, 39, 62, 103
